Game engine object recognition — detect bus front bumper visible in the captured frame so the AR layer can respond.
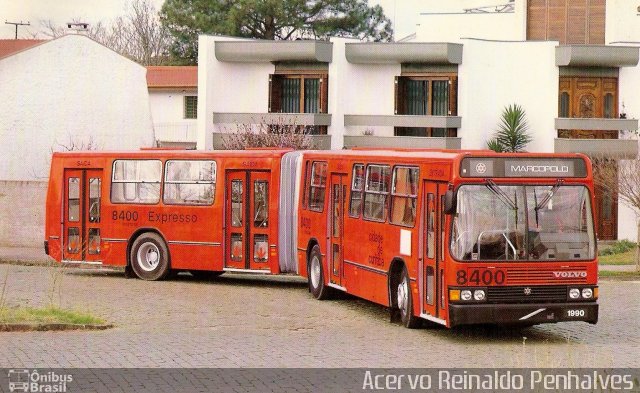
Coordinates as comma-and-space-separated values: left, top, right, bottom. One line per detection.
448, 302, 598, 327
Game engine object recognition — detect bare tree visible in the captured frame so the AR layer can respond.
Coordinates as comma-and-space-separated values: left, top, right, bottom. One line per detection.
222, 117, 317, 150
34, 0, 171, 66
592, 155, 640, 271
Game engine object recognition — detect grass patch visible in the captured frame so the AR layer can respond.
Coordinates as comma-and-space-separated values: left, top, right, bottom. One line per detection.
0, 306, 105, 325
599, 250, 636, 265
598, 270, 640, 279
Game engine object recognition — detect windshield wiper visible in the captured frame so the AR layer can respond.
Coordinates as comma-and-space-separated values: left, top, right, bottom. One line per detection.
485, 180, 517, 210
535, 181, 563, 212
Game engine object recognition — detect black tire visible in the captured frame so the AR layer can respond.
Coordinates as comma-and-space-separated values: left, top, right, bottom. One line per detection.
130, 232, 170, 281
396, 266, 421, 328
308, 245, 331, 300
190, 270, 225, 280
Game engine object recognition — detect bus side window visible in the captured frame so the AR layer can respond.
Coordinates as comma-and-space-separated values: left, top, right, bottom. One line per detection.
363, 164, 391, 222
427, 193, 435, 259
308, 161, 327, 212
111, 160, 161, 204
390, 166, 419, 227
349, 163, 364, 218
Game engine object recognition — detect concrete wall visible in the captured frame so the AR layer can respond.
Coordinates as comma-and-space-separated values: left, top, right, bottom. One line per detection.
606, 0, 640, 44
0, 34, 154, 181
416, 0, 526, 42
457, 39, 558, 152
198, 35, 275, 150
330, 38, 400, 147
616, 43, 640, 240
148, 89, 197, 123
0, 181, 47, 247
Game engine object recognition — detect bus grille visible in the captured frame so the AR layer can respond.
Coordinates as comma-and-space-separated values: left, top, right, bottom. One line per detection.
487, 286, 567, 303
506, 267, 588, 285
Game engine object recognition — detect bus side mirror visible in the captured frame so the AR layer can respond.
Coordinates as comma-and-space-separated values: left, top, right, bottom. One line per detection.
444, 190, 456, 215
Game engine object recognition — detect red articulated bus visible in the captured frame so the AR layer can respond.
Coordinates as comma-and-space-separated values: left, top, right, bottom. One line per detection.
296, 150, 598, 328
44, 149, 302, 279
45, 148, 598, 328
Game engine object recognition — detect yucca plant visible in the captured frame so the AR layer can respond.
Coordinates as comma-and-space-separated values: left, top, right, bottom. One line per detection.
487, 104, 532, 153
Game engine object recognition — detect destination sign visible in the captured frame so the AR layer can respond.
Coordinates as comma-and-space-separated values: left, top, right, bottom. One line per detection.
460, 157, 587, 178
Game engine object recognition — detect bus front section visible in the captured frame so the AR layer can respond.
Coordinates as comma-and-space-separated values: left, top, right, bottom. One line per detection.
446, 158, 598, 327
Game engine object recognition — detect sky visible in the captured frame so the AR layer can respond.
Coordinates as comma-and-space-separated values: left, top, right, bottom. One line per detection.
0, 0, 422, 41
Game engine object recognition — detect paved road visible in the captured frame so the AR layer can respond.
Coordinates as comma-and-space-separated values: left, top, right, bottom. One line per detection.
0, 264, 638, 369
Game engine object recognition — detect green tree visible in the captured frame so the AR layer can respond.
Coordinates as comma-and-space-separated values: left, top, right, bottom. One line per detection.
487, 104, 532, 153
160, 0, 393, 64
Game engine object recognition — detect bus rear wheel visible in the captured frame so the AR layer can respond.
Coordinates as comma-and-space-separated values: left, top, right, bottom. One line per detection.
130, 232, 170, 281
308, 245, 331, 300
397, 266, 421, 329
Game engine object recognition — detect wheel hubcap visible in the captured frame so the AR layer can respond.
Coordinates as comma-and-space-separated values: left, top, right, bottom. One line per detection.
310, 255, 321, 289
137, 242, 160, 272
397, 277, 408, 315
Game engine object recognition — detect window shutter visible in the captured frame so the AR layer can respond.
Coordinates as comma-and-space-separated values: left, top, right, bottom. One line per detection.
320, 75, 328, 114
448, 76, 458, 116
394, 76, 405, 115
269, 74, 282, 113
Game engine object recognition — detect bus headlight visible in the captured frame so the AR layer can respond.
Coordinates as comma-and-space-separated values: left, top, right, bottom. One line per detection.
473, 289, 486, 301
569, 288, 580, 299
460, 290, 472, 301
581, 288, 593, 299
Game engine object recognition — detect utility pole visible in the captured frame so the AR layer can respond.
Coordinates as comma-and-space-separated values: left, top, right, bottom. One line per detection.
5, 20, 30, 39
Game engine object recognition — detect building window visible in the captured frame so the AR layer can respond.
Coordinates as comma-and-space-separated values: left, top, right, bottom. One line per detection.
269, 74, 328, 134
184, 96, 197, 119
394, 75, 457, 137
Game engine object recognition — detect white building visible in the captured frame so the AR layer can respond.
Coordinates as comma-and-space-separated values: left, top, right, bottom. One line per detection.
197, 0, 640, 241
0, 34, 154, 246
147, 66, 198, 148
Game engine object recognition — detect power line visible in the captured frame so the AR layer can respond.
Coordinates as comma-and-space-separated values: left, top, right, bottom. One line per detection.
5, 20, 30, 39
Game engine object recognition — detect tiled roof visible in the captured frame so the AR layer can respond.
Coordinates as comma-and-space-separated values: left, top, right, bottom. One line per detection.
0, 39, 47, 59
146, 66, 198, 88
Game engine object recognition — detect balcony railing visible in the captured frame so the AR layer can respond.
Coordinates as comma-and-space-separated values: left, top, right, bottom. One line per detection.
345, 114, 461, 128
212, 112, 332, 126
211, 133, 331, 150
344, 135, 461, 149
554, 138, 638, 158
154, 121, 198, 144
554, 117, 638, 132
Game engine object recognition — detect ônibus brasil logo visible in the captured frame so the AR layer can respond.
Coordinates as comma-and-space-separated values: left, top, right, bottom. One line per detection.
8, 369, 72, 393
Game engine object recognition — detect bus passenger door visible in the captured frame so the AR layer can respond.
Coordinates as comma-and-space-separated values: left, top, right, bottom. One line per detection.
225, 170, 271, 271
63, 169, 103, 262
422, 181, 447, 319
329, 173, 346, 287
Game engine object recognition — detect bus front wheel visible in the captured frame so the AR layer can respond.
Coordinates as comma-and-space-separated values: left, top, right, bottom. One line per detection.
397, 267, 421, 329
130, 232, 170, 281
308, 245, 331, 300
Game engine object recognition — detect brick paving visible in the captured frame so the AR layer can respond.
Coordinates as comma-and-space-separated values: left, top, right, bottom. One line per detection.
0, 263, 637, 371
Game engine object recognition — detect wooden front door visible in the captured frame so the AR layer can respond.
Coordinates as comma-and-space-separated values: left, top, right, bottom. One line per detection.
593, 162, 618, 240
63, 169, 103, 262
225, 170, 271, 270
559, 76, 619, 240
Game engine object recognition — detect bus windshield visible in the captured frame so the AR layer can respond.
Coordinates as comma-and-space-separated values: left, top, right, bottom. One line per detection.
451, 184, 595, 261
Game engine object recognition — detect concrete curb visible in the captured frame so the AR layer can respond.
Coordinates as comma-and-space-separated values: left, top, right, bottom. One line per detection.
0, 323, 114, 332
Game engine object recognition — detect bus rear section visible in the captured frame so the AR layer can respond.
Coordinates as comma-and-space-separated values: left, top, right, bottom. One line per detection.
45, 149, 301, 280
297, 150, 598, 328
